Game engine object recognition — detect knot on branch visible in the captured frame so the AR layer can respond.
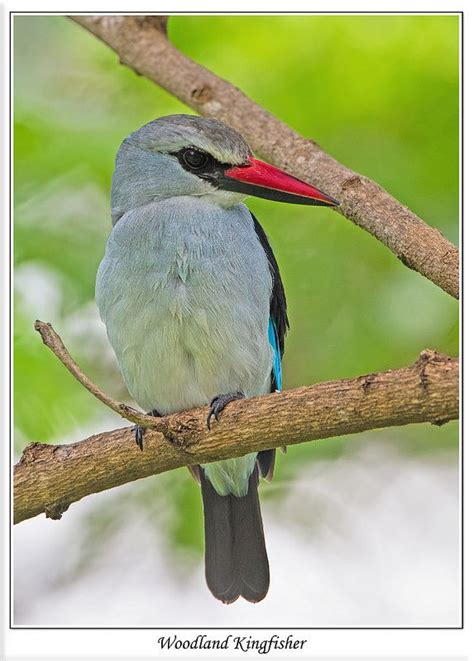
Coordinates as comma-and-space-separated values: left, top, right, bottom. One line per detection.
134, 16, 168, 34
416, 349, 453, 367
360, 373, 376, 391
415, 349, 454, 391
432, 417, 451, 427
191, 85, 214, 104
45, 501, 70, 520
18, 442, 54, 466
163, 413, 202, 451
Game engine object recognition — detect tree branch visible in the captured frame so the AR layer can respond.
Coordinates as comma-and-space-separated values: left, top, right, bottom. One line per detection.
71, 15, 459, 299
34, 320, 166, 430
14, 341, 458, 524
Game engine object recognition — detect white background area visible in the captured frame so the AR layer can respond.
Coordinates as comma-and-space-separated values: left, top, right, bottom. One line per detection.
13, 443, 460, 629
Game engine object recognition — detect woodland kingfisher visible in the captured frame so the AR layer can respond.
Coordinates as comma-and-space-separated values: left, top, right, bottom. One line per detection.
96, 115, 339, 603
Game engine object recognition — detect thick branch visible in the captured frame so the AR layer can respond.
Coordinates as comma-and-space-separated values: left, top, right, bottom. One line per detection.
14, 349, 458, 524
71, 15, 459, 299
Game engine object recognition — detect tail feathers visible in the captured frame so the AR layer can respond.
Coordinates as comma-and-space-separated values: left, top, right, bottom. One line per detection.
231, 470, 270, 602
199, 466, 269, 604
257, 449, 276, 481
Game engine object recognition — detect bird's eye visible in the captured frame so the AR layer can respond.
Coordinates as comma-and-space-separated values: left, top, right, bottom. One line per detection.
182, 149, 209, 170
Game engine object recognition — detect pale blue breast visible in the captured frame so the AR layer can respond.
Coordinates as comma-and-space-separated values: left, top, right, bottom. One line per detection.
96, 196, 274, 415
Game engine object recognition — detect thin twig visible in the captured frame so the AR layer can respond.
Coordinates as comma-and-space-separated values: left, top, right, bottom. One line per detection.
34, 320, 162, 430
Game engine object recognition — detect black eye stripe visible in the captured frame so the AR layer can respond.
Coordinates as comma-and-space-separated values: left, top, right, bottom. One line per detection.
171, 147, 216, 173
170, 148, 234, 185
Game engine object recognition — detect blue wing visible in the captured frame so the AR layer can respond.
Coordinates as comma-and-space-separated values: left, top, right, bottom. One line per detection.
268, 318, 282, 391
250, 210, 288, 392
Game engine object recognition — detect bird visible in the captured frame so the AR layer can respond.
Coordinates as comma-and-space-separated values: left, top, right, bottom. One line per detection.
96, 114, 338, 604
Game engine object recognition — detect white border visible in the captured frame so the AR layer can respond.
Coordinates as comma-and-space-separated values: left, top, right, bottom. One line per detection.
2, 2, 467, 659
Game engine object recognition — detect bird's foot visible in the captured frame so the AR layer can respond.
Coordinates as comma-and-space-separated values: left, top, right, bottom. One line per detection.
207, 392, 244, 430
134, 409, 161, 451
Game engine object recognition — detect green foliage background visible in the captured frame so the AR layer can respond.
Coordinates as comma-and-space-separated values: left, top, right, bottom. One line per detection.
14, 15, 459, 559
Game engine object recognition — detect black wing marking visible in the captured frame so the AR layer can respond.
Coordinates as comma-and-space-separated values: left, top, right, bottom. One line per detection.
251, 211, 289, 481
250, 211, 289, 357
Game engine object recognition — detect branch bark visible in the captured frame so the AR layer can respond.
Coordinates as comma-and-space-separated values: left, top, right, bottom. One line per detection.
14, 348, 458, 524
71, 15, 459, 299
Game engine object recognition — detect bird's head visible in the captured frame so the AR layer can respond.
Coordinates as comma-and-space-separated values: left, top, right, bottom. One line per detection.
111, 114, 339, 224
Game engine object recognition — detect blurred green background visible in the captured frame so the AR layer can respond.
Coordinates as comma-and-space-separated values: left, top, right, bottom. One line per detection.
14, 15, 459, 561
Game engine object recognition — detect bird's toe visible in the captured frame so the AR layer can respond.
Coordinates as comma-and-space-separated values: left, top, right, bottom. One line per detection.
133, 409, 162, 451
134, 425, 144, 451
206, 391, 245, 430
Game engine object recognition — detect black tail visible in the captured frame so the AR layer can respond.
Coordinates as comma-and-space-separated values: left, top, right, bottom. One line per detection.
199, 466, 270, 604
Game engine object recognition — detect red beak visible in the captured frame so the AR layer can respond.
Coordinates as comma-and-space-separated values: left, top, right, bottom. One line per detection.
220, 156, 339, 207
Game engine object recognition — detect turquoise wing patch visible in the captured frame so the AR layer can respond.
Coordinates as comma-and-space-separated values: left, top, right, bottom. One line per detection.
268, 318, 282, 391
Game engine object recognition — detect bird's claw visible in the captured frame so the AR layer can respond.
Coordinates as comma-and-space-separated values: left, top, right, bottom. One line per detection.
206, 392, 244, 430
134, 425, 144, 451
133, 409, 161, 451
